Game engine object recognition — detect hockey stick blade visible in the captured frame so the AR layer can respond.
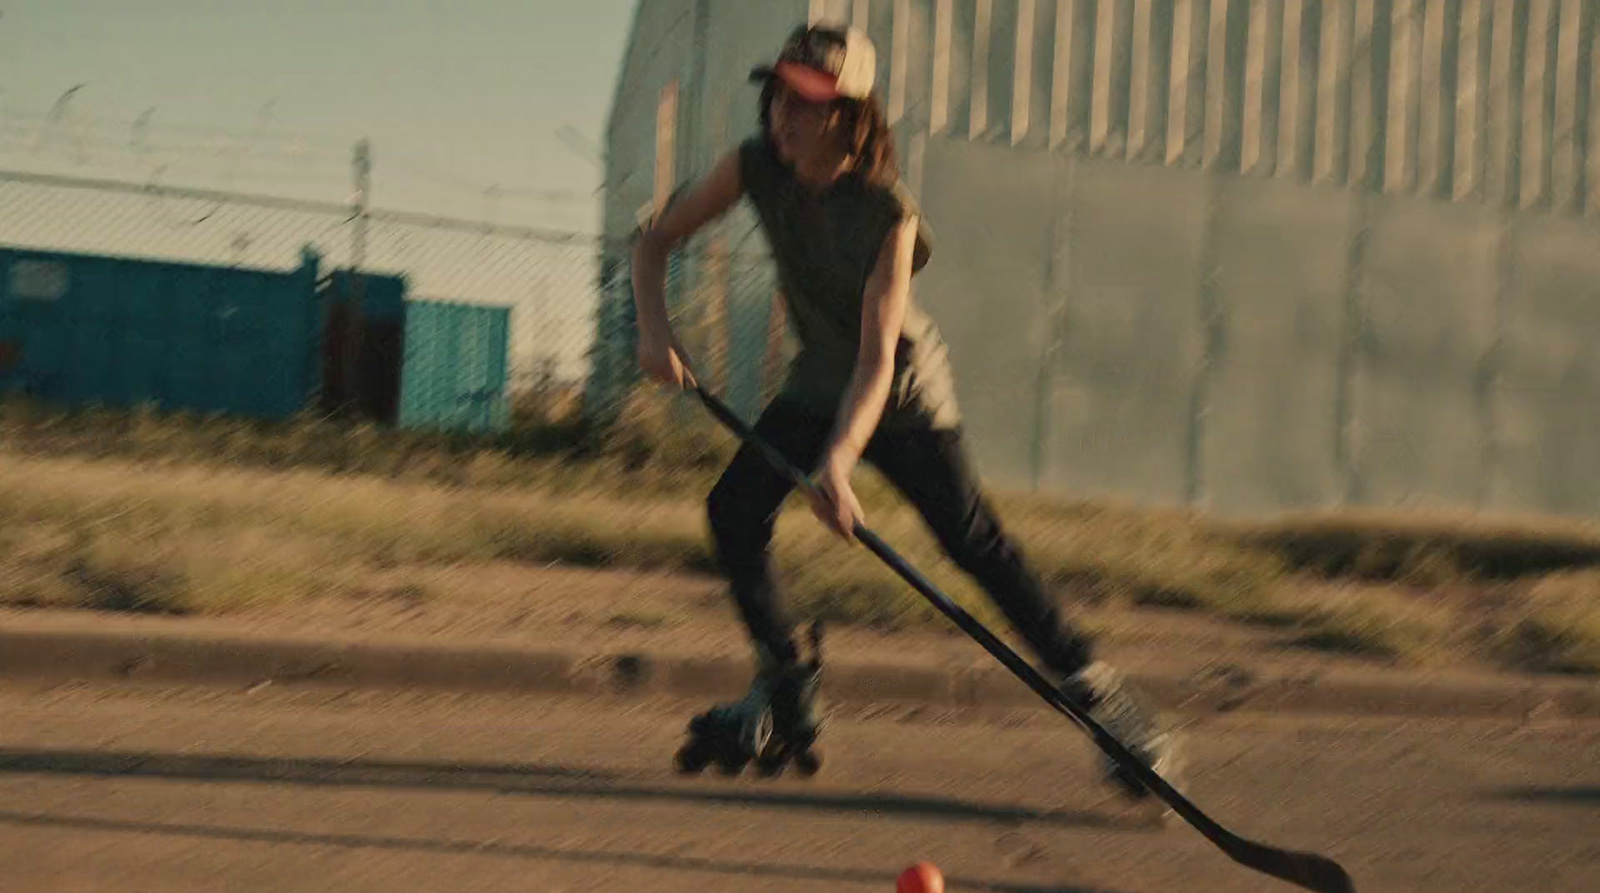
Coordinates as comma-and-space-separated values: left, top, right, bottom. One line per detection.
852, 524, 1355, 893
687, 385, 1356, 893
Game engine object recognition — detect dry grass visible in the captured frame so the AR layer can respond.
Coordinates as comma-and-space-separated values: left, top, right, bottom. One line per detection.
0, 448, 998, 632
2, 393, 1599, 673
1260, 582, 1462, 665
0, 391, 726, 500
1492, 571, 1600, 674
1215, 508, 1600, 582
0, 518, 361, 616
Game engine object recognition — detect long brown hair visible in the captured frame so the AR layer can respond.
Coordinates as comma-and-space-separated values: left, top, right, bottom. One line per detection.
758, 79, 900, 188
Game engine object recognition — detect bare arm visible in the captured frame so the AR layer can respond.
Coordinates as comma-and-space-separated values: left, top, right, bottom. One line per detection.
632, 150, 745, 385
823, 214, 919, 471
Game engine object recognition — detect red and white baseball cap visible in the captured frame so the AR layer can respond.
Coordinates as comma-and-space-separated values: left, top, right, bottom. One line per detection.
749, 23, 877, 103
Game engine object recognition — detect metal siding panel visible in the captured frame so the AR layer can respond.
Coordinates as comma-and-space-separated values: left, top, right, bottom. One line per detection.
1204, 175, 1357, 514
932, 0, 955, 133
915, 138, 1058, 488
1349, 0, 1382, 188
1484, 0, 1517, 205
1051, 0, 1083, 149
1454, 0, 1487, 200
1550, 0, 1583, 212
1415, 0, 1449, 196
1353, 195, 1500, 509
1048, 157, 1207, 503
1315, 0, 1354, 185
1492, 215, 1600, 516
1168, 0, 1205, 165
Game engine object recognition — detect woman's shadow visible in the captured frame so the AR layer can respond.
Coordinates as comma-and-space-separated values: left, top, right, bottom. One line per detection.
0, 745, 1139, 892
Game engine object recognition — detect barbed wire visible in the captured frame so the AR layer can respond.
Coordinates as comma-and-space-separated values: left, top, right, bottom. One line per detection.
0, 166, 784, 424
0, 106, 606, 231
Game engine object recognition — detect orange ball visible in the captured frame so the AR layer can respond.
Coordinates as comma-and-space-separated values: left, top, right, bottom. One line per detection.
897, 862, 944, 893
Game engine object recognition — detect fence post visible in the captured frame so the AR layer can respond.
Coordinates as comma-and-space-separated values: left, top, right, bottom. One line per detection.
331, 137, 373, 423
352, 138, 371, 271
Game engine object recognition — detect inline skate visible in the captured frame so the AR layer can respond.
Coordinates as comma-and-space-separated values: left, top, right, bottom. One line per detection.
674, 622, 825, 778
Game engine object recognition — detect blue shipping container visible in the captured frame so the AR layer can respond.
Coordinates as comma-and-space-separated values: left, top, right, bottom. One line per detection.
398, 299, 511, 434
0, 246, 323, 419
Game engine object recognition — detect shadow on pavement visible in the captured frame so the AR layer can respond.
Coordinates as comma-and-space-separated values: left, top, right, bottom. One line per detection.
1485, 786, 1600, 806
0, 746, 1144, 831
0, 809, 1125, 893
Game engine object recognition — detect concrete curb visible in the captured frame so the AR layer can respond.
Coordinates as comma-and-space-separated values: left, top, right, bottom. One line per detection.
2, 624, 1597, 721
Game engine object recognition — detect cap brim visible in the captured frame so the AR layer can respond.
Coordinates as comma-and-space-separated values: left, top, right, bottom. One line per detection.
766, 60, 844, 102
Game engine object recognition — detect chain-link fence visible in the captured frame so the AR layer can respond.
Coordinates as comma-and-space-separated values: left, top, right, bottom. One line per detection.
0, 168, 613, 403
0, 165, 798, 440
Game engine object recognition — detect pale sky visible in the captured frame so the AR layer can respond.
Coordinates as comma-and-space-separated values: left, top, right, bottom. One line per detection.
0, 1, 639, 233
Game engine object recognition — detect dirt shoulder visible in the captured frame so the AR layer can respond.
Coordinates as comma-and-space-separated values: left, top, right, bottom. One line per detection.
4, 561, 1596, 721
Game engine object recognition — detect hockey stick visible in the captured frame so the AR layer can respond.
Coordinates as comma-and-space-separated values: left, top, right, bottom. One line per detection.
686, 383, 1356, 893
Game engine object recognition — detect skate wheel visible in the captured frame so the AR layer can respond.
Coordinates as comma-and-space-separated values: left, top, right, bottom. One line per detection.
674, 741, 711, 774
793, 749, 822, 777
754, 753, 786, 778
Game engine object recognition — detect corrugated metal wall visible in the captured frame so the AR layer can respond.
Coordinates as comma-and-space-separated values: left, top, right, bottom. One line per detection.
603, 0, 1600, 518
839, 0, 1600, 208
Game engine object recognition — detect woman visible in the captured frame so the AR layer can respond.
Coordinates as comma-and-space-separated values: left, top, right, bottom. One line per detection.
632, 23, 1176, 796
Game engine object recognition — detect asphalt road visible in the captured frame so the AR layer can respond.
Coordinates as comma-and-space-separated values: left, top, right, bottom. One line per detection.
1, 681, 1596, 893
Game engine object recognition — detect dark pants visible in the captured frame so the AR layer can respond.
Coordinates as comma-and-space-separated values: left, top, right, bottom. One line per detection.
706, 398, 1095, 677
